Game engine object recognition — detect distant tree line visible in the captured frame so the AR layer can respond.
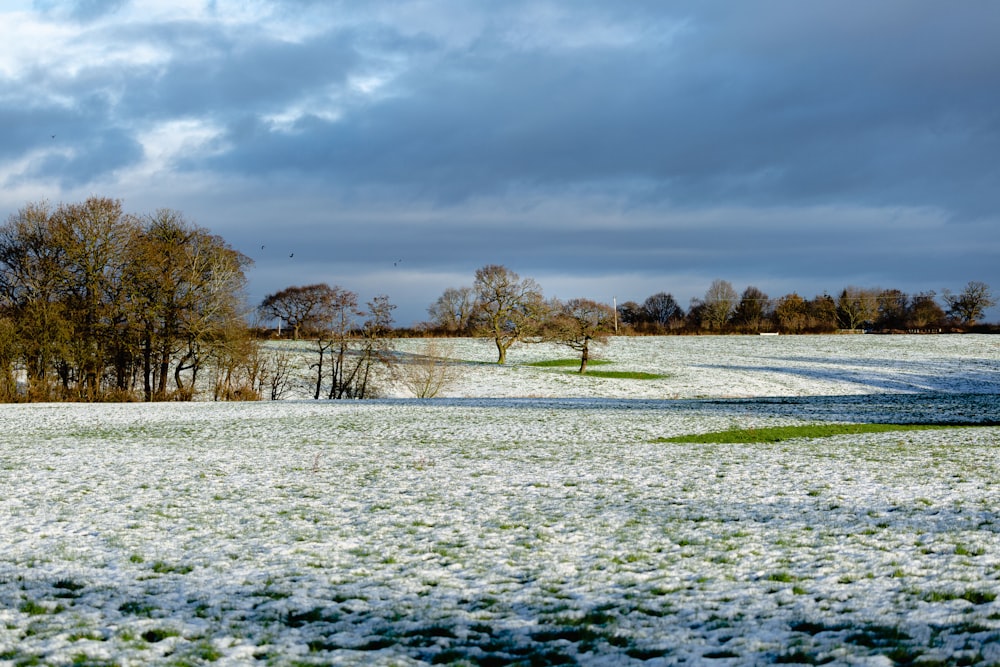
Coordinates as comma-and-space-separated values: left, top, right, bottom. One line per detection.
3, 195, 996, 401
421, 267, 997, 368
614, 279, 996, 335
0, 198, 258, 401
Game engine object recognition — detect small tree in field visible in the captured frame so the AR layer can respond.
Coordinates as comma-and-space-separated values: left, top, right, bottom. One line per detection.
472, 264, 545, 364
395, 339, 459, 398
545, 298, 615, 374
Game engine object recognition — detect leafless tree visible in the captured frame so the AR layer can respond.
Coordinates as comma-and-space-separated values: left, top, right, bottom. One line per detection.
942, 281, 996, 326
427, 286, 475, 334
545, 298, 615, 373
837, 287, 879, 330
701, 279, 738, 331
732, 286, 771, 333
773, 293, 807, 334
642, 292, 685, 331
259, 284, 339, 340
351, 294, 396, 399
908, 292, 946, 329
394, 339, 460, 398
472, 264, 545, 364
0, 200, 252, 402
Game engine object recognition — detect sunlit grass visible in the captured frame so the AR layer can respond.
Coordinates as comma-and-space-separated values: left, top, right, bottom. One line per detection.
655, 423, 960, 444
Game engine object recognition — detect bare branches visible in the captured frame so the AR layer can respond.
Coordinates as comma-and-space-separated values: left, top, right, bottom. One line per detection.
394, 339, 460, 397
472, 264, 546, 364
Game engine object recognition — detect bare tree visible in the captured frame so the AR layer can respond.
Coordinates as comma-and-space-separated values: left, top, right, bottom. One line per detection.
701, 279, 738, 331
395, 339, 460, 398
942, 281, 996, 326
773, 293, 808, 334
732, 286, 771, 333
908, 291, 945, 329
262, 348, 295, 400
427, 286, 475, 334
131, 211, 252, 400
545, 298, 615, 373
472, 264, 545, 364
0, 199, 253, 402
323, 287, 363, 399
0, 203, 71, 398
875, 289, 908, 330
259, 284, 338, 340
352, 295, 396, 399
807, 294, 839, 333
642, 292, 685, 331
53, 197, 142, 398
0, 317, 17, 400
616, 300, 645, 330
837, 287, 878, 331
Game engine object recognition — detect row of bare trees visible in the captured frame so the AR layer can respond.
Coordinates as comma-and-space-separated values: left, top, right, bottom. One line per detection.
422, 268, 996, 368
679, 280, 993, 334
258, 284, 396, 398
422, 264, 616, 372
610, 281, 994, 335
0, 198, 257, 401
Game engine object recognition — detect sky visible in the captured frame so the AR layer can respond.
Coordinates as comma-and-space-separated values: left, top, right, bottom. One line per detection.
1, 0, 999, 327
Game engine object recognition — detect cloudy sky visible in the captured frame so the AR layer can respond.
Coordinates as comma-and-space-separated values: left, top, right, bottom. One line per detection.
2, 1, 998, 325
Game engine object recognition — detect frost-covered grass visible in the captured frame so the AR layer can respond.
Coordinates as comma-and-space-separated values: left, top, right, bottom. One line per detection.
2, 335, 1000, 666
386, 333, 1000, 399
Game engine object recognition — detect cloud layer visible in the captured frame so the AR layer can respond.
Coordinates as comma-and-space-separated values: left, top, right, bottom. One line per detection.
2, 1, 998, 323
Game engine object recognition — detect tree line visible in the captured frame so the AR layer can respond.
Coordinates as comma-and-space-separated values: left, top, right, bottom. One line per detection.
0, 198, 257, 401
2, 197, 996, 400
426, 274, 997, 338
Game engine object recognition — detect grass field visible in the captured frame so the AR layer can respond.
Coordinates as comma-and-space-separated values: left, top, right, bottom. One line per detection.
2, 335, 999, 665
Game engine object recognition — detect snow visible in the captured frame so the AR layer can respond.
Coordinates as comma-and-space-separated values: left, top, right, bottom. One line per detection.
1, 335, 999, 665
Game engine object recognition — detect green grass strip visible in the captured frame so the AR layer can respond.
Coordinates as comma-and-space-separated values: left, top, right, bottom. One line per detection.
655, 423, 958, 444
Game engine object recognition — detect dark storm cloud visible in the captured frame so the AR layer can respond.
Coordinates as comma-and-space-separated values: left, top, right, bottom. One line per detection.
1, 1, 998, 323
188, 1, 1000, 218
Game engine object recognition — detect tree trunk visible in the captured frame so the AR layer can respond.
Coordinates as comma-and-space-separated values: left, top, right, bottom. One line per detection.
495, 337, 507, 365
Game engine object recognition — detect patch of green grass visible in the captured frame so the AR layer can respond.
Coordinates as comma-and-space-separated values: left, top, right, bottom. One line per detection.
19, 600, 59, 616
151, 561, 194, 575
922, 589, 997, 605
655, 422, 959, 444
525, 358, 613, 367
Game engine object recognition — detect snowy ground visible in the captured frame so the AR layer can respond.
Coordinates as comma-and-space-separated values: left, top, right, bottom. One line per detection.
2, 335, 1000, 666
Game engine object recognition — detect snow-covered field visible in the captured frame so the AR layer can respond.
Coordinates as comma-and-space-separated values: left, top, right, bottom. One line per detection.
2, 335, 1000, 666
